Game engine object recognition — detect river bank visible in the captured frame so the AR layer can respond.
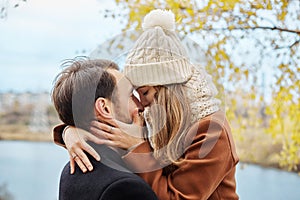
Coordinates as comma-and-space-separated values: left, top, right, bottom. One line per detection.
0, 132, 52, 142
1, 130, 299, 174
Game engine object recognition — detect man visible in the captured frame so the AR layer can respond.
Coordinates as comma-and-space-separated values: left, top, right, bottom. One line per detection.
51, 58, 158, 200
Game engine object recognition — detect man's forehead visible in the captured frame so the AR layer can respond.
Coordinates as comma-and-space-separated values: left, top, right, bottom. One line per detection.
107, 68, 133, 88
107, 68, 122, 79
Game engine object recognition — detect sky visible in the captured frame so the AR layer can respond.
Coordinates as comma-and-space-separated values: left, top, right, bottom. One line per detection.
1, 0, 297, 102
0, 0, 121, 93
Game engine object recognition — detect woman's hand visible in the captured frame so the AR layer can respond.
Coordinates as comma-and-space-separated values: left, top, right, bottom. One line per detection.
90, 109, 146, 151
90, 122, 144, 150
65, 109, 146, 173
64, 126, 102, 174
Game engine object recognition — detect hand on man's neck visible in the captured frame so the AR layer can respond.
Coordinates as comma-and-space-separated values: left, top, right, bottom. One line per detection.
95, 119, 127, 156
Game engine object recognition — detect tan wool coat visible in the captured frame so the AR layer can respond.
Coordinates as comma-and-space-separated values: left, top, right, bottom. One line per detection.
123, 111, 239, 200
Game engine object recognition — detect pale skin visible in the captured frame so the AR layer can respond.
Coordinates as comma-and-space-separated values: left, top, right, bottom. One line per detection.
64, 73, 157, 173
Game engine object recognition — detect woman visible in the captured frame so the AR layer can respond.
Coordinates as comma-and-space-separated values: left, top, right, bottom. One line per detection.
55, 9, 239, 200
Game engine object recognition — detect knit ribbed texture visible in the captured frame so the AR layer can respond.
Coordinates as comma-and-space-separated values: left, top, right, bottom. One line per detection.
184, 66, 221, 122
124, 13, 193, 87
125, 57, 192, 86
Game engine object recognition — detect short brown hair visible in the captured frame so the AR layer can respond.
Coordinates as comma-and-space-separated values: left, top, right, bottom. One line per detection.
51, 58, 119, 130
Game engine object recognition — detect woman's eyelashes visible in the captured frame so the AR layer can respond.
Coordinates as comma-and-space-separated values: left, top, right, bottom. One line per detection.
143, 91, 148, 96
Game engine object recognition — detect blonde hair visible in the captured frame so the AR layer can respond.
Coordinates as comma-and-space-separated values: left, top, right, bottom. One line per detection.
145, 84, 191, 173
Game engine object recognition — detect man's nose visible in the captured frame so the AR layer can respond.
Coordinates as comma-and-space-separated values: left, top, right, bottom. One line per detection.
132, 96, 144, 112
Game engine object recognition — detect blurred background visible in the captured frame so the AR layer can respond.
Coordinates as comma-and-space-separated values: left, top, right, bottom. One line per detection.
0, 0, 299, 199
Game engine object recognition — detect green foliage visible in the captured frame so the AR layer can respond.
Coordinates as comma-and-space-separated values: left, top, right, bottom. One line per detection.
105, 0, 300, 171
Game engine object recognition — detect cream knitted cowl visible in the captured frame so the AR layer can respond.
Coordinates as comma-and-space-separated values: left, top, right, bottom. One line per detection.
184, 65, 221, 123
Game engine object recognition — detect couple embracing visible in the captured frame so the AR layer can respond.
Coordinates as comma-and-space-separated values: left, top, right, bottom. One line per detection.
51, 9, 239, 200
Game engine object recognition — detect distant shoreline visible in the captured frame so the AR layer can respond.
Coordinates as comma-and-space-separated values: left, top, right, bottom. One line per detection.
1, 132, 299, 175
0, 132, 52, 142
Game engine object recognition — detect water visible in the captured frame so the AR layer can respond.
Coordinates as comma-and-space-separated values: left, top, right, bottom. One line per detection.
0, 141, 300, 200
0, 141, 68, 200
236, 164, 300, 200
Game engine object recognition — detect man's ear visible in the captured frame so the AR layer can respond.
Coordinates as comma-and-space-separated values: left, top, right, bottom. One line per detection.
95, 97, 113, 119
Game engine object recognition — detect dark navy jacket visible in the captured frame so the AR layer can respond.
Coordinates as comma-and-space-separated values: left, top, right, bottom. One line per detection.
59, 143, 158, 200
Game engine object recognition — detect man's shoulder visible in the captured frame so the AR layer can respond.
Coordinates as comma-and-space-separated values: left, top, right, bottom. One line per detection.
60, 159, 138, 182
59, 160, 158, 200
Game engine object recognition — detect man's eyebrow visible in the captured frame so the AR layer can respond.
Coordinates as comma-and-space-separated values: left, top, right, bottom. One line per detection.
127, 86, 134, 95
130, 85, 135, 92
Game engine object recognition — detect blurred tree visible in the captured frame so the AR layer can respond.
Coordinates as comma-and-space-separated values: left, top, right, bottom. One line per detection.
102, 0, 300, 171
0, 183, 14, 200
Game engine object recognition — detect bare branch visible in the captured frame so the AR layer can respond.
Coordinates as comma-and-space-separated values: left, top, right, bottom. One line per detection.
290, 39, 300, 48
275, 38, 300, 49
200, 26, 300, 35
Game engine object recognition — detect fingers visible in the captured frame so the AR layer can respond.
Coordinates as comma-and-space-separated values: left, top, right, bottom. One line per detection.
90, 126, 114, 140
90, 120, 117, 133
75, 143, 101, 172
69, 153, 89, 174
83, 142, 101, 161
90, 117, 145, 137
64, 126, 103, 174
89, 119, 145, 149
92, 138, 118, 148
69, 155, 75, 174
91, 120, 131, 137
72, 154, 88, 173
91, 119, 128, 134
67, 140, 100, 174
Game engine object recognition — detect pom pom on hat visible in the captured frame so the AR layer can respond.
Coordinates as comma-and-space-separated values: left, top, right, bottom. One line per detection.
142, 9, 175, 31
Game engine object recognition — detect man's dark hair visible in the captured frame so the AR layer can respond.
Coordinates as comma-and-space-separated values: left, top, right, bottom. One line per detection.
51, 58, 119, 130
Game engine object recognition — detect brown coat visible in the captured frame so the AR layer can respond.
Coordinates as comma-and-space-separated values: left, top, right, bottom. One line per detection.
123, 111, 239, 200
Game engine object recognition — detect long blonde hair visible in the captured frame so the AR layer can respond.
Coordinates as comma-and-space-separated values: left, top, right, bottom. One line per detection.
145, 84, 191, 173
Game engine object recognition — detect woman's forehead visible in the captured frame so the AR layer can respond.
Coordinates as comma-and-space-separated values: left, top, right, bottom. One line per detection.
136, 86, 150, 90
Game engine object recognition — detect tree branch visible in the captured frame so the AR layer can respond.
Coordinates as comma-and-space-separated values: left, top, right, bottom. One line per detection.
201, 26, 300, 35
275, 38, 300, 49
252, 26, 300, 34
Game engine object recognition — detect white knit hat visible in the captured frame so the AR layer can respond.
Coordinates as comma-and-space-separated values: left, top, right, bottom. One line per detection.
124, 9, 193, 87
